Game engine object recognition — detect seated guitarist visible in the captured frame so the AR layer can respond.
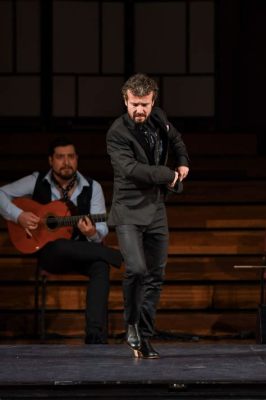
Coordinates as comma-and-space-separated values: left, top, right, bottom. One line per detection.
0, 137, 122, 344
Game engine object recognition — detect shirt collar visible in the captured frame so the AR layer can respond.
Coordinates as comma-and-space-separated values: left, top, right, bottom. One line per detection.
43, 170, 90, 192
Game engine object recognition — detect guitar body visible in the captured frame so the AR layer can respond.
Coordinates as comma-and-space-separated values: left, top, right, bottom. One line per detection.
7, 198, 73, 254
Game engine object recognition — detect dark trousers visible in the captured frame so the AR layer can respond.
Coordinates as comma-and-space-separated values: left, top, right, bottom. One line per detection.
38, 239, 110, 343
115, 202, 168, 338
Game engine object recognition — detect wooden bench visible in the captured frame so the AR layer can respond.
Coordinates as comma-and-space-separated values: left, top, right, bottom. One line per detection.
0, 212, 265, 340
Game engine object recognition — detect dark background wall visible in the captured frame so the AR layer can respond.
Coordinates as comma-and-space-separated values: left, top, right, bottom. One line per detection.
1, 0, 266, 136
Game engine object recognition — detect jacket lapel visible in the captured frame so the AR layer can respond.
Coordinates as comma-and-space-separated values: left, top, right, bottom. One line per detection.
123, 114, 155, 165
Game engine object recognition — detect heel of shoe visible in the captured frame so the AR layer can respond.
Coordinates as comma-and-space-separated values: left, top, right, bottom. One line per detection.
138, 339, 160, 359
132, 349, 141, 358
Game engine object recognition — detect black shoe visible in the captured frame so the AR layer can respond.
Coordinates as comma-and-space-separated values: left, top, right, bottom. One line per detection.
134, 338, 160, 359
126, 324, 141, 351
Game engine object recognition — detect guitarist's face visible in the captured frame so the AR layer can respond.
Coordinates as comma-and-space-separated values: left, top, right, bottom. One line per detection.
49, 145, 78, 181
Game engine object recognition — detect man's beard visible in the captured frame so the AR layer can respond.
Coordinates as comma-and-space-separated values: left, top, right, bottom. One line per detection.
133, 114, 147, 124
53, 168, 75, 181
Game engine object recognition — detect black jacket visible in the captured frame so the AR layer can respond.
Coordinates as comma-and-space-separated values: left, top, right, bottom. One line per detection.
106, 107, 189, 226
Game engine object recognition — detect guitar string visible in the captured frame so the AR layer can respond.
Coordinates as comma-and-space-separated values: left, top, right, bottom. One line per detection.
46, 213, 107, 228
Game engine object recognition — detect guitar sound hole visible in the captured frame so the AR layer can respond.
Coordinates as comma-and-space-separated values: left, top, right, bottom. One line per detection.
46, 216, 58, 230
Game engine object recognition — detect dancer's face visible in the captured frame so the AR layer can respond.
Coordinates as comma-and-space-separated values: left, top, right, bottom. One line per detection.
125, 90, 154, 124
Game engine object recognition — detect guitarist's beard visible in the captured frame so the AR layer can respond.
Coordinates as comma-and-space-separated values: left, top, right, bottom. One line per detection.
52, 167, 76, 182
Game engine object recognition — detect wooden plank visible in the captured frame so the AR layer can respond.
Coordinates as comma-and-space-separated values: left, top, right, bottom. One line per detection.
166, 204, 266, 229
0, 229, 265, 256
0, 286, 36, 309
207, 219, 266, 228
2, 204, 266, 230
1, 179, 266, 205
2, 155, 266, 182
166, 230, 265, 255
184, 133, 257, 156
38, 269, 125, 282
0, 283, 260, 310
107, 230, 266, 255
165, 256, 263, 281
0, 131, 107, 157
187, 156, 266, 178
213, 284, 261, 308
48, 310, 256, 337
0, 233, 21, 255
159, 284, 260, 310
0, 257, 37, 280
0, 256, 124, 281
0, 255, 262, 282
0, 311, 257, 338
13, 203, 247, 230
154, 311, 257, 337
112, 180, 266, 204
0, 157, 110, 181
0, 132, 257, 156
99, 180, 266, 205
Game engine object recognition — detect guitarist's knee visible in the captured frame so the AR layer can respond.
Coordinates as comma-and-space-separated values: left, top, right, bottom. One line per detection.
38, 238, 71, 266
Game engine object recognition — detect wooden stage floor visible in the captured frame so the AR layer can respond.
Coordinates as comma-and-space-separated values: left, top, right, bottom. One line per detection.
1, 344, 266, 399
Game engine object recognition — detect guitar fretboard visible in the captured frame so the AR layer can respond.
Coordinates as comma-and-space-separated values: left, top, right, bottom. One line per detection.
46, 213, 107, 228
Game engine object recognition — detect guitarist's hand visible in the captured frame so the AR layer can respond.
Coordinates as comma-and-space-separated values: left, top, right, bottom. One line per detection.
18, 211, 40, 238
77, 216, 97, 238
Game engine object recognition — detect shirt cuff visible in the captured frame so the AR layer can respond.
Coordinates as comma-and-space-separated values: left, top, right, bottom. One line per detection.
86, 231, 101, 243
14, 208, 23, 224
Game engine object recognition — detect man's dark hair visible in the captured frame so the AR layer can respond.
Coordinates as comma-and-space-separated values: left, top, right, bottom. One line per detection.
122, 73, 159, 101
48, 137, 76, 156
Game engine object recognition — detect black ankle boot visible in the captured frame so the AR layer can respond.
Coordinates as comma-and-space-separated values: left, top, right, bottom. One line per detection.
136, 338, 160, 359
126, 324, 141, 350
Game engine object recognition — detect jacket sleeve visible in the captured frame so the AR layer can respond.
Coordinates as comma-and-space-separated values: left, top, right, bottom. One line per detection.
168, 122, 190, 167
106, 128, 175, 186
151, 107, 189, 167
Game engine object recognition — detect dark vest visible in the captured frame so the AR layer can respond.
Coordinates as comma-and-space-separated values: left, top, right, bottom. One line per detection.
32, 172, 93, 240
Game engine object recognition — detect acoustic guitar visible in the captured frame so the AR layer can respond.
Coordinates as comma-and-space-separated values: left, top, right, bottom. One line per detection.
7, 197, 107, 254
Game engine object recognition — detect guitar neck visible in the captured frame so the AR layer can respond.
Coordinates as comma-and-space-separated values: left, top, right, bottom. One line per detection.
48, 213, 107, 228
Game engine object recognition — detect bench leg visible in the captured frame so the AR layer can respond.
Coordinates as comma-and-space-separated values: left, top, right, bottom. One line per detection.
40, 275, 47, 340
